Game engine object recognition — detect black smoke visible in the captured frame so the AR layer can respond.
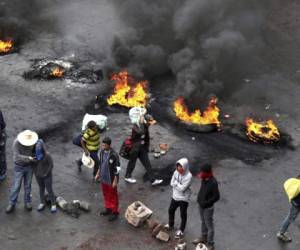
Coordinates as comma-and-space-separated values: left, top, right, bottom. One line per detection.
109, 0, 273, 102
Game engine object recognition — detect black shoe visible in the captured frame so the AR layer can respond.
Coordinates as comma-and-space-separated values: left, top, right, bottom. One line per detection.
76, 159, 82, 172
108, 213, 119, 221
25, 203, 32, 211
100, 209, 111, 216
5, 204, 15, 214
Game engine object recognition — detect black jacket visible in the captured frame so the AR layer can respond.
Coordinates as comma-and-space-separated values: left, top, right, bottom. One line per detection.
197, 177, 220, 208
99, 148, 120, 185
0, 111, 5, 131
292, 193, 300, 207
130, 123, 150, 153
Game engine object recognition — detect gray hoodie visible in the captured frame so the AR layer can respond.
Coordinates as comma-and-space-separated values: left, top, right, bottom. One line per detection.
170, 158, 192, 202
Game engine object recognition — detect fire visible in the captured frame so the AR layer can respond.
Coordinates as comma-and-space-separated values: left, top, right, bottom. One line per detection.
51, 67, 64, 78
107, 71, 148, 108
245, 118, 280, 144
173, 96, 221, 127
0, 38, 13, 53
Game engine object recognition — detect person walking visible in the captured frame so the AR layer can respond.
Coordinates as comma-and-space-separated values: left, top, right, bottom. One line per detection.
6, 130, 38, 213
124, 108, 162, 186
193, 163, 220, 250
277, 175, 300, 242
34, 139, 57, 213
0, 110, 7, 181
95, 137, 120, 221
165, 158, 192, 238
79, 120, 100, 178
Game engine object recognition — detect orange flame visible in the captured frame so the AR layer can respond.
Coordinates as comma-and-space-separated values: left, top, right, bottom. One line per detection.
0, 39, 13, 53
107, 71, 148, 108
245, 118, 280, 144
51, 67, 64, 78
173, 96, 221, 127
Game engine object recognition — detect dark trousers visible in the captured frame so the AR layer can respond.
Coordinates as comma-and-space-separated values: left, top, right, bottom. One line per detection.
35, 172, 56, 205
200, 206, 215, 246
168, 198, 189, 232
125, 147, 155, 182
0, 142, 6, 177
90, 151, 99, 177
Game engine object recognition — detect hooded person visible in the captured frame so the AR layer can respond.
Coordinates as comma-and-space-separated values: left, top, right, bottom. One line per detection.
164, 158, 192, 238
193, 163, 220, 250
33, 139, 57, 213
6, 130, 38, 213
0, 109, 7, 181
124, 107, 162, 186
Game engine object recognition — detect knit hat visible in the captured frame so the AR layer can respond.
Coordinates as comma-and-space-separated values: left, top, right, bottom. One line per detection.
102, 137, 112, 145
201, 163, 212, 173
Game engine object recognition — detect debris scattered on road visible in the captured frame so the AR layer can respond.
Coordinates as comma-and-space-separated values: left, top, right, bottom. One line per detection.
125, 201, 153, 227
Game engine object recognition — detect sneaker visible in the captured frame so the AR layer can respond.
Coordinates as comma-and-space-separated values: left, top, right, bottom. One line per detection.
76, 159, 82, 172
0, 174, 6, 181
151, 179, 163, 186
192, 237, 207, 245
5, 204, 15, 214
51, 205, 57, 213
25, 203, 32, 211
37, 203, 45, 212
108, 213, 119, 222
175, 230, 184, 239
163, 224, 174, 231
124, 177, 137, 184
207, 245, 214, 250
277, 231, 292, 242
100, 209, 111, 216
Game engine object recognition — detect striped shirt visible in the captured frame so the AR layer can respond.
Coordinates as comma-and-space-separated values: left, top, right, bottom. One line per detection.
82, 128, 100, 151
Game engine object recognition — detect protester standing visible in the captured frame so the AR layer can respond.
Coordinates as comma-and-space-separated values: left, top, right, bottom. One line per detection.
34, 139, 57, 213
124, 109, 162, 186
79, 120, 100, 178
165, 158, 192, 238
0, 110, 7, 181
6, 130, 38, 213
277, 175, 300, 242
193, 163, 220, 250
95, 137, 120, 221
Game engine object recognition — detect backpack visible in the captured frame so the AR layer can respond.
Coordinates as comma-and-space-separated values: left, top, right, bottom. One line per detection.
72, 133, 83, 147
119, 137, 133, 160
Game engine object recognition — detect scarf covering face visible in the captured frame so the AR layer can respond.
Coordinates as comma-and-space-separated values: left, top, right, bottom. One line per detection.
198, 171, 214, 180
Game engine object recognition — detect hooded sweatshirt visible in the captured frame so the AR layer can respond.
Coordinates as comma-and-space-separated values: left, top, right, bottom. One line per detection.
170, 158, 193, 202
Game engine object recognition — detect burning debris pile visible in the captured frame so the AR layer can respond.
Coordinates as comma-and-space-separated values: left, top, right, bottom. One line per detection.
23, 59, 103, 84
107, 71, 149, 108
245, 118, 280, 144
173, 96, 221, 132
0, 37, 14, 55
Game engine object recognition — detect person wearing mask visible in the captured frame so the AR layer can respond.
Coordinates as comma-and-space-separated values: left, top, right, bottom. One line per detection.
95, 137, 120, 221
0, 110, 7, 181
6, 130, 38, 213
164, 158, 192, 238
193, 163, 220, 250
34, 139, 57, 213
124, 108, 162, 186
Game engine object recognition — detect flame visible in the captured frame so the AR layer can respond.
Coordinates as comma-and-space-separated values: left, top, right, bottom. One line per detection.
51, 67, 64, 78
0, 38, 13, 53
107, 71, 148, 108
245, 118, 280, 144
173, 96, 221, 127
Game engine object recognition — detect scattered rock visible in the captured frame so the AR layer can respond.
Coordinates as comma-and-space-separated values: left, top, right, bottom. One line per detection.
156, 230, 170, 242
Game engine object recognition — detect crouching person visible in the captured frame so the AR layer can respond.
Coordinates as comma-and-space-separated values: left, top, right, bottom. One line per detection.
193, 163, 220, 250
165, 158, 192, 238
6, 130, 38, 213
34, 139, 57, 213
95, 137, 120, 221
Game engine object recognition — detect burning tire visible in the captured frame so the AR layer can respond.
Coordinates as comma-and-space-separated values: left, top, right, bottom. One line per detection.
180, 121, 218, 133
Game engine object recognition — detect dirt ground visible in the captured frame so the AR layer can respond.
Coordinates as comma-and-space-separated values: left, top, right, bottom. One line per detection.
1, 1, 300, 250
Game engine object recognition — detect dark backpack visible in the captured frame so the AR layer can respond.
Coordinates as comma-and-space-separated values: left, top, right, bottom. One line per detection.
72, 133, 83, 147
119, 137, 133, 160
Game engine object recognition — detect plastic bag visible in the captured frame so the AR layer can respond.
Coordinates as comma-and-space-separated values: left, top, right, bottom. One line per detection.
82, 113, 107, 131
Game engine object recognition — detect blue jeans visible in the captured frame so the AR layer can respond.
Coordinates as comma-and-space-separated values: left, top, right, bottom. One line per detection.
280, 204, 300, 233
200, 206, 215, 246
0, 143, 6, 178
9, 164, 33, 205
